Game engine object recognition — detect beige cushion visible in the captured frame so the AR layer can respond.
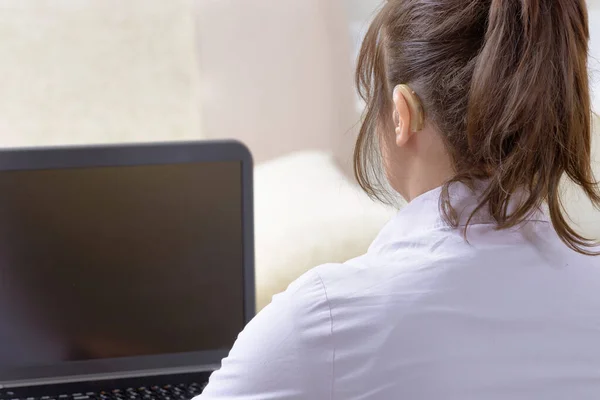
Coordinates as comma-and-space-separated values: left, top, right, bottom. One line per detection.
0, 0, 202, 147
254, 151, 397, 310
562, 115, 600, 240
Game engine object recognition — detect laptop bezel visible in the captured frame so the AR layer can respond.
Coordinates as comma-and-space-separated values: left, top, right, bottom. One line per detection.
0, 140, 255, 387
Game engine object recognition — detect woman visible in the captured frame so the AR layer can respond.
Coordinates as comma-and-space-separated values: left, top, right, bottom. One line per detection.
199, 0, 600, 398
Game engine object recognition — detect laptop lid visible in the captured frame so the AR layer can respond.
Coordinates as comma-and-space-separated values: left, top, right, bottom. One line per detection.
0, 141, 254, 388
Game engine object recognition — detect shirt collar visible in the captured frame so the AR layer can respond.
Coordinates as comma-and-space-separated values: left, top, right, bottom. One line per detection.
369, 181, 548, 254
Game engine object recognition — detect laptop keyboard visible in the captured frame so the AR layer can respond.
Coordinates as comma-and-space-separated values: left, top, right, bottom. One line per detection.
4, 383, 206, 400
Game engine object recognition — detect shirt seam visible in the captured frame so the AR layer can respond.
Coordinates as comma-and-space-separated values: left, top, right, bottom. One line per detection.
314, 271, 335, 400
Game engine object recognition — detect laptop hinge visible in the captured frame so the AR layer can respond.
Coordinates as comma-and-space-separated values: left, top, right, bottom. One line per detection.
1, 365, 218, 389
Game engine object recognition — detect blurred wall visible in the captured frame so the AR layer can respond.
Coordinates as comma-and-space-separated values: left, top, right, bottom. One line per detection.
0, 0, 202, 148
194, 0, 359, 171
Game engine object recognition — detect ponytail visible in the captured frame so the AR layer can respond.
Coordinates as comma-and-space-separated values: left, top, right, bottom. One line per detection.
464, 0, 599, 254
355, 0, 599, 254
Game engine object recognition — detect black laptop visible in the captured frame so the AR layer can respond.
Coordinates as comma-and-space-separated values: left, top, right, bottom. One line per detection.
0, 141, 255, 400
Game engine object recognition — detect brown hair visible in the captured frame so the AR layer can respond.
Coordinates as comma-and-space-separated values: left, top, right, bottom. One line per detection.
355, 0, 600, 255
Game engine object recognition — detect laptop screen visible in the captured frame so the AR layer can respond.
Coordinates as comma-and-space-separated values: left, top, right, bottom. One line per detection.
0, 161, 245, 369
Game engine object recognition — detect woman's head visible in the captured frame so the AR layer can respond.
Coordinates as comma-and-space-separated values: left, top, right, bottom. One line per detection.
355, 0, 600, 254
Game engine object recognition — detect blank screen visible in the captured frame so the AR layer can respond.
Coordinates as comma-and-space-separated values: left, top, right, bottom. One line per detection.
0, 162, 245, 368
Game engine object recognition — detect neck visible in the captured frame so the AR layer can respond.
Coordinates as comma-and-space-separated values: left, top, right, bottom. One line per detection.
403, 167, 453, 202
398, 129, 455, 202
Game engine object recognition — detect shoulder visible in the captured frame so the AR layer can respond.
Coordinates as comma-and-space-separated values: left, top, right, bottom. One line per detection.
272, 266, 334, 335
199, 268, 337, 399
286, 260, 369, 313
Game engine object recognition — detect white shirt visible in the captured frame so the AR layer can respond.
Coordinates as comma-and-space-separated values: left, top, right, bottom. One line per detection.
198, 183, 600, 399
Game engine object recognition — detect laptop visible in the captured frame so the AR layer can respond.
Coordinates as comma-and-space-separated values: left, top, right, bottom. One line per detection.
0, 141, 255, 400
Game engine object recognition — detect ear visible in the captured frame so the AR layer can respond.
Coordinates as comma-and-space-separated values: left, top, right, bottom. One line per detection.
393, 85, 412, 148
